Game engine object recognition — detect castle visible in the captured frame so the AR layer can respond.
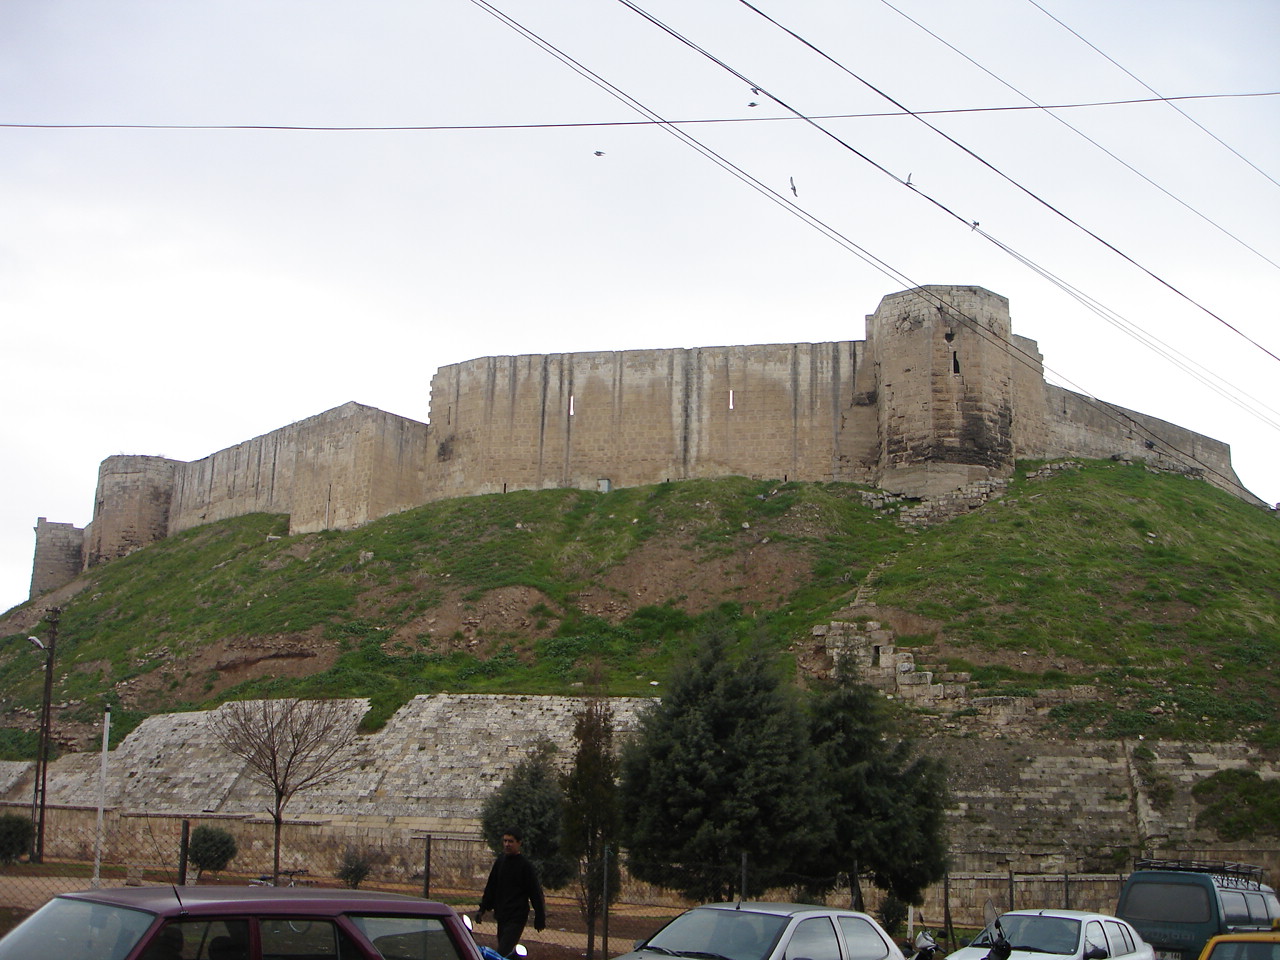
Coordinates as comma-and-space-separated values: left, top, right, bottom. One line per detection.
29, 284, 1260, 598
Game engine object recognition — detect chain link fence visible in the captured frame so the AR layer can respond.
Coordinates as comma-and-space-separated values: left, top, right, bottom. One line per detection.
1, 806, 1276, 958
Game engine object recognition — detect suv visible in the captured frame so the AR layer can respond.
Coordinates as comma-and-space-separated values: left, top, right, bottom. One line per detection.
1117, 860, 1280, 960
0, 886, 484, 960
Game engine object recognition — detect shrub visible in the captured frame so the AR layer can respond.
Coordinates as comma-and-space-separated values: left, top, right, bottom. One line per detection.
878, 895, 908, 938
337, 847, 374, 889
0, 814, 32, 864
188, 825, 238, 879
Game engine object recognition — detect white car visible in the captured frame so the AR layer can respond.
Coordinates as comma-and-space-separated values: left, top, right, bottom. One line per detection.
616, 901, 907, 960
950, 910, 1156, 960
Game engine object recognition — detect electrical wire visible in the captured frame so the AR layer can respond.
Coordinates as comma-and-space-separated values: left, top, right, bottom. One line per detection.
875, 0, 1280, 272
707, 0, 1280, 366
3, 91, 1274, 131
469, 0, 1267, 500
1024, 0, 1280, 191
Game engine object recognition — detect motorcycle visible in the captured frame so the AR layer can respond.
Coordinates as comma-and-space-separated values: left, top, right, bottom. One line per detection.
981, 903, 1013, 960
906, 929, 941, 960
462, 913, 527, 960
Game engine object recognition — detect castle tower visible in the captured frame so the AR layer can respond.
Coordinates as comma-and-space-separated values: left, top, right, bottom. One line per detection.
868, 285, 1016, 498
83, 455, 183, 567
29, 518, 86, 599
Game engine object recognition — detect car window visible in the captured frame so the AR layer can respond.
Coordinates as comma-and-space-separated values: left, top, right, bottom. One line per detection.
838, 916, 893, 960
1124, 883, 1212, 923
138, 920, 252, 960
0, 897, 155, 960
1223, 893, 1252, 926
1265, 895, 1280, 922
348, 915, 466, 960
785, 917, 841, 960
1103, 922, 1132, 958
1085, 921, 1109, 959
1206, 941, 1280, 960
1244, 895, 1270, 925
260, 918, 361, 960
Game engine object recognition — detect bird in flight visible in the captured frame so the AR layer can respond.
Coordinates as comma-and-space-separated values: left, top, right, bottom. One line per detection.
789, 177, 798, 196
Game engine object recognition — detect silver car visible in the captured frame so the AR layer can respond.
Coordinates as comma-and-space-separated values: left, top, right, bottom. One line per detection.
950, 909, 1156, 960
616, 901, 907, 960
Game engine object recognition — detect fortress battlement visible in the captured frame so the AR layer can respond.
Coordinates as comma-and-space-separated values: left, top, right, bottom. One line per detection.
30, 285, 1258, 598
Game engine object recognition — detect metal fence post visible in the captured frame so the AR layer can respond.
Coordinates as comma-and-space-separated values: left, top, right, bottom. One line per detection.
422, 834, 433, 899
602, 845, 610, 960
178, 819, 190, 886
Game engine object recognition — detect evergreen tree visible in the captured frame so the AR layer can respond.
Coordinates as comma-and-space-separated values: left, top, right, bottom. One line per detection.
187, 824, 238, 880
480, 739, 574, 889
808, 673, 949, 906
561, 697, 621, 959
619, 628, 828, 901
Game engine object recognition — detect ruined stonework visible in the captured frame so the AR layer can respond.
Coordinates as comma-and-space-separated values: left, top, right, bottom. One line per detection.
1, 694, 1275, 881
28, 519, 84, 598
29, 284, 1260, 599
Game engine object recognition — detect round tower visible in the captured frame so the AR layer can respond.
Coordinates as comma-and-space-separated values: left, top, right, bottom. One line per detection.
84, 455, 181, 567
866, 285, 1015, 497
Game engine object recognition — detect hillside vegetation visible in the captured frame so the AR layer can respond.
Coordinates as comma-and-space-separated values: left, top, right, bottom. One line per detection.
2, 460, 1278, 750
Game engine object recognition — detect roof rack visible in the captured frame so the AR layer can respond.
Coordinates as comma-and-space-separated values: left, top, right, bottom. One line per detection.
1135, 859, 1267, 888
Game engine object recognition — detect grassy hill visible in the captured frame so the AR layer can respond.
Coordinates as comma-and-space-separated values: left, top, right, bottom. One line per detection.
2, 459, 1278, 751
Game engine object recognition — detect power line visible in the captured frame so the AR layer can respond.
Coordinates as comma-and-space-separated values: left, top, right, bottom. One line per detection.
876, 0, 1280, 272
1024, 0, 1280, 191
2, 92, 1274, 132
637, 0, 1280, 366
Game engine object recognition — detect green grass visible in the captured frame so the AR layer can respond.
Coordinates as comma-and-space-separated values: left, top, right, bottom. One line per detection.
2, 461, 1277, 743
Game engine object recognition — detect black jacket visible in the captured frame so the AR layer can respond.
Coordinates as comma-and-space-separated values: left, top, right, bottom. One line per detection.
479, 853, 546, 925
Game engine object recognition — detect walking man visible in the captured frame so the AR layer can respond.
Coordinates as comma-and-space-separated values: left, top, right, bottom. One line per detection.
476, 829, 546, 957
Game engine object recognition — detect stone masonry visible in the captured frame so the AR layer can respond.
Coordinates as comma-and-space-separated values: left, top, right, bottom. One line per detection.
1, 692, 1275, 881
29, 284, 1261, 600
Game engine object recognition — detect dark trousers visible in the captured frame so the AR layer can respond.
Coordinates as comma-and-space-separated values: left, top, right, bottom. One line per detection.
496, 914, 528, 957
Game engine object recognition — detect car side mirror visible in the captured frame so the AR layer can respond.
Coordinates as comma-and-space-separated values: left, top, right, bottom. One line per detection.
1084, 941, 1108, 960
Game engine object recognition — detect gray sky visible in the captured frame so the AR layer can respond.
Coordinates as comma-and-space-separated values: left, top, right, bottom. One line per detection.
3, 0, 1278, 615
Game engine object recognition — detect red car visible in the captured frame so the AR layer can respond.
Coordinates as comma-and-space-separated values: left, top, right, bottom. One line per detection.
0, 885, 484, 960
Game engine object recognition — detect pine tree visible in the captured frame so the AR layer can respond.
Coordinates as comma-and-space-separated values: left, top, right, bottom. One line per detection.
808, 674, 949, 906
480, 739, 574, 889
561, 698, 621, 959
619, 627, 828, 901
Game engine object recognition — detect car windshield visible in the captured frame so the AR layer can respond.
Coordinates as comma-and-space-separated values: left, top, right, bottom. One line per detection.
0, 896, 155, 960
973, 916, 1082, 956
646, 907, 790, 960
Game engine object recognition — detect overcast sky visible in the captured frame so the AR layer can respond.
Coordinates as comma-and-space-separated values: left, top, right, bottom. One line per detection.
3, 0, 1278, 615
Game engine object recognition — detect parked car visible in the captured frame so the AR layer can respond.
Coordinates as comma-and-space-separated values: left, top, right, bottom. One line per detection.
0, 885, 484, 960
949, 909, 1155, 960
616, 901, 907, 960
1197, 931, 1280, 960
1117, 860, 1280, 960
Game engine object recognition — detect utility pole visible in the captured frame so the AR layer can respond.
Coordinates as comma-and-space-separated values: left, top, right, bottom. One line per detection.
30, 607, 59, 864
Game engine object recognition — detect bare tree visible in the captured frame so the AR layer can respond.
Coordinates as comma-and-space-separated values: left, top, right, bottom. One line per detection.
209, 698, 363, 883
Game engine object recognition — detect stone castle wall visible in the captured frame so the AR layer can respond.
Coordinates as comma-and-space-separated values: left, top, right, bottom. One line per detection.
28, 284, 1261, 599
2, 693, 1276, 884
168, 402, 432, 537
428, 340, 876, 501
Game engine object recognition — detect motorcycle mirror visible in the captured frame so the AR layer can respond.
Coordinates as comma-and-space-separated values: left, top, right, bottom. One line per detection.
515, 947, 529, 958
462, 914, 473, 931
